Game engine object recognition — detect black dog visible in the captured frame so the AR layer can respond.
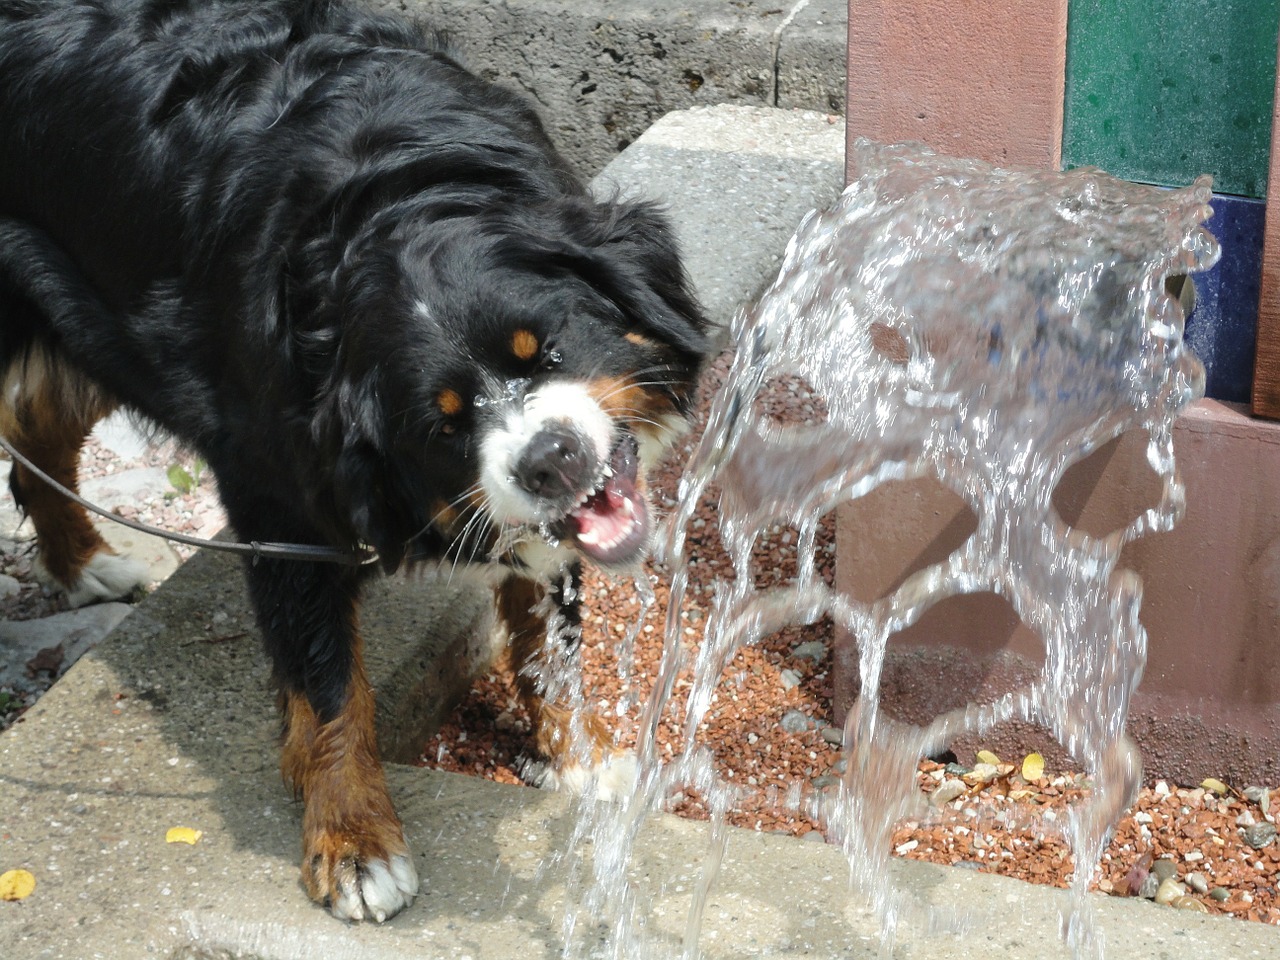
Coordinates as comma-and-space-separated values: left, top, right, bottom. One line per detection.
0, 0, 708, 922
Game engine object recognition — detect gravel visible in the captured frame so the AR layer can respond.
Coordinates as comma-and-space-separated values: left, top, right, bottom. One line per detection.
418, 351, 1280, 928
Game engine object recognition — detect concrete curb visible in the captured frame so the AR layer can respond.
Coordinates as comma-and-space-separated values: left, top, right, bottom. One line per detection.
368, 0, 848, 176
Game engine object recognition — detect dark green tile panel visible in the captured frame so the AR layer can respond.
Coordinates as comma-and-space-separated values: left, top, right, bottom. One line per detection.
1063, 0, 1279, 198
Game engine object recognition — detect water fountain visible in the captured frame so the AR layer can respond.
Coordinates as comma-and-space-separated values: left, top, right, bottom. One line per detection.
549, 137, 1217, 960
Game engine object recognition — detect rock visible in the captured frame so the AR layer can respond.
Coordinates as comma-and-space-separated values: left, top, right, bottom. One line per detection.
819, 725, 843, 746
1209, 887, 1231, 902
1138, 873, 1161, 899
944, 762, 971, 777
1185, 871, 1209, 895
91, 410, 151, 460
778, 668, 803, 690
0, 604, 133, 692
930, 779, 967, 807
790, 640, 827, 661
1154, 877, 1185, 905
1151, 858, 1179, 884
1243, 821, 1278, 849
811, 775, 840, 791
1171, 895, 1209, 913
963, 762, 998, 785
0, 573, 19, 598
79, 467, 170, 509
97, 524, 182, 585
780, 708, 811, 733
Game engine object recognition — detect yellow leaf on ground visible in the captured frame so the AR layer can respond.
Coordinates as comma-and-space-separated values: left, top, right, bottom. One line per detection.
975, 749, 1001, 765
1022, 752, 1046, 780
0, 869, 36, 901
165, 827, 203, 845
1201, 777, 1229, 796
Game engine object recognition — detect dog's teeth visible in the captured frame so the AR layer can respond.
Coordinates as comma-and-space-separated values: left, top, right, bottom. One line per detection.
621, 497, 635, 517
578, 529, 600, 546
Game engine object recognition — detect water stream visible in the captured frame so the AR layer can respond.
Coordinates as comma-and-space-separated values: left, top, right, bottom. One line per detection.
558, 138, 1218, 959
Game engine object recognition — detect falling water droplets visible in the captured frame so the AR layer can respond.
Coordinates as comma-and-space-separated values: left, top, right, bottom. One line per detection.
560, 140, 1215, 960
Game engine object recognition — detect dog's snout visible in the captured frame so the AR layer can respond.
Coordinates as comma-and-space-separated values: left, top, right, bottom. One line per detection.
515, 427, 593, 502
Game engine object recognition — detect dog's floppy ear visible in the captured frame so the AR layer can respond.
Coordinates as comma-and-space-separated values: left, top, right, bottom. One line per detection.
563, 201, 711, 357
319, 371, 409, 572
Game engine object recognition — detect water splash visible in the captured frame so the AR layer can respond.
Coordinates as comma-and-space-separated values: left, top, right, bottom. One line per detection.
564, 139, 1216, 959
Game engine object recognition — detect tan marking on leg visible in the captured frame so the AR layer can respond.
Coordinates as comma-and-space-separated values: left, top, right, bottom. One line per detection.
279, 634, 411, 917
495, 576, 614, 767
0, 349, 115, 588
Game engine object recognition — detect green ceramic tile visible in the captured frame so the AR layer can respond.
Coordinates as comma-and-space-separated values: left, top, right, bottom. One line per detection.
1063, 0, 1279, 197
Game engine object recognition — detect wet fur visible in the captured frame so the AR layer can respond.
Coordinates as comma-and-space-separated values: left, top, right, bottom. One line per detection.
0, 0, 707, 921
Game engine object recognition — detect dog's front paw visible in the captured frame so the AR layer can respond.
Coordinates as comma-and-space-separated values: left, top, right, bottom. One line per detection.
302, 830, 419, 922
532, 749, 640, 803
35, 549, 150, 607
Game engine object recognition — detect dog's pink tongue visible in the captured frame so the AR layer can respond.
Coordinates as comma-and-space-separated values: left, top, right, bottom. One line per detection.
570, 467, 648, 566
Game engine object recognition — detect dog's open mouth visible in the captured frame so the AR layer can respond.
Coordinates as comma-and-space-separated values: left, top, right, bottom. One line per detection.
555, 433, 648, 566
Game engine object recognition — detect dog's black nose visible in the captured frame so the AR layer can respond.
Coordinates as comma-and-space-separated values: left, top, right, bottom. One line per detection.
515, 427, 593, 502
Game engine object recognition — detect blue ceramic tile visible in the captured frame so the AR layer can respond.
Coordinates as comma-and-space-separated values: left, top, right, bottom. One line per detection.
1183, 193, 1264, 403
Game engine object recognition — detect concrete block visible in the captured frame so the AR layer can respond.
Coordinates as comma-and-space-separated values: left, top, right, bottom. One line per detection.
834, 399, 1280, 784
596, 104, 845, 341
370, 0, 845, 176
776, 0, 847, 115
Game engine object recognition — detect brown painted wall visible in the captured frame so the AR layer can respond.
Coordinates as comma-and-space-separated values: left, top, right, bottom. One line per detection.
845, 0, 1068, 170
834, 402, 1280, 783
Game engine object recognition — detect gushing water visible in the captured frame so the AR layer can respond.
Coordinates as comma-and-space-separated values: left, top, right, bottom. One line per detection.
559, 139, 1216, 959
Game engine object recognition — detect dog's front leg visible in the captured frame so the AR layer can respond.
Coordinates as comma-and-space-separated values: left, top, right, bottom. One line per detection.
497, 567, 637, 801
244, 558, 418, 922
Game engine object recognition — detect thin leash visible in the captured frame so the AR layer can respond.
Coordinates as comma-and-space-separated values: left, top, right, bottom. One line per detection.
0, 435, 378, 567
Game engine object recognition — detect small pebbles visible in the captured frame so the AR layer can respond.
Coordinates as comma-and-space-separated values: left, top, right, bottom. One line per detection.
790, 641, 827, 661
1185, 871, 1209, 895
1171, 895, 1209, 913
1154, 877, 1185, 905
819, 726, 843, 746
779, 709, 811, 734
1210, 887, 1231, 903
1138, 873, 1161, 900
930, 780, 968, 807
1151, 858, 1179, 884
1243, 821, 1278, 849
778, 668, 803, 691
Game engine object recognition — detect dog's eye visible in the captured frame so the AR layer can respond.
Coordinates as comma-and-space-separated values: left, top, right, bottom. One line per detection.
440, 422, 457, 436
540, 338, 562, 368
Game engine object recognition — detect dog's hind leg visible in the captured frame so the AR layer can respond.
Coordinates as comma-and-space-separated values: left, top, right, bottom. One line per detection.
0, 347, 150, 605
497, 568, 637, 801
242, 555, 419, 922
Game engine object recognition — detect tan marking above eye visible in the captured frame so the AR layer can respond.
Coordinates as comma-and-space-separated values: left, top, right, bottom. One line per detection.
624, 331, 653, 347
437, 388, 463, 416
511, 329, 539, 361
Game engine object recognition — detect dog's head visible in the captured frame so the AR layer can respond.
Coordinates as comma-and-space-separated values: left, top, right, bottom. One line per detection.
305, 195, 709, 573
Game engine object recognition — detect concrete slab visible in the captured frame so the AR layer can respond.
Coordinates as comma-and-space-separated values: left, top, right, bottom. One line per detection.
596, 104, 846, 345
